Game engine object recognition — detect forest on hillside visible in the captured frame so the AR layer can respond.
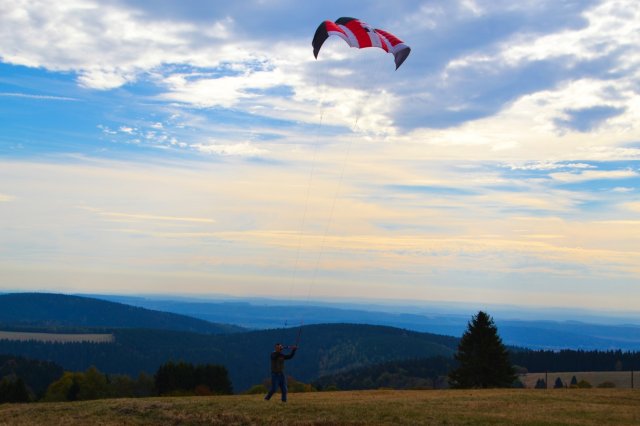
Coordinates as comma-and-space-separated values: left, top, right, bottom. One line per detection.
2, 324, 640, 393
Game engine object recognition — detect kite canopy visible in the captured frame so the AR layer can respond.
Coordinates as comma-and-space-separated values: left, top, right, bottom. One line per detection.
312, 17, 411, 70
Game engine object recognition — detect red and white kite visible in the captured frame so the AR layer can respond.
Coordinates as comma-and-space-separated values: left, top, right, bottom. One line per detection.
312, 17, 411, 69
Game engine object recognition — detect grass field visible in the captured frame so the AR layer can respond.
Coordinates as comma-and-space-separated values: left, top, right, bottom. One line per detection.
1, 389, 639, 425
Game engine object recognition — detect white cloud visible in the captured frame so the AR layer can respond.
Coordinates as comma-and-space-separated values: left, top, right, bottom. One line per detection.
449, 0, 640, 70
160, 70, 267, 109
612, 186, 634, 193
437, 0, 640, 149
80, 206, 215, 224
0, 193, 14, 202
0, 92, 78, 101
460, 0, 485, 17
78, 68, 133, 90
190, 141, 267, 157
119, 126, 136, 135
550, 169, 638, 183
0, 0, 238, 89
506, 162, 595, 171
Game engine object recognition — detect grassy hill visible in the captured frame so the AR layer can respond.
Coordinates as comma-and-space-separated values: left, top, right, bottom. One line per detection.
0, 293, 243, 334
1, 389, 639, 425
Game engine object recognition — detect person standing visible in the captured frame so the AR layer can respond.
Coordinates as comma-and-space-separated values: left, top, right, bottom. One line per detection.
265, 342, 297, 402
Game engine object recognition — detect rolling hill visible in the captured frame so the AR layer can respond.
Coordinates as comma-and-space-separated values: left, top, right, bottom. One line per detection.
0, 293, 461, 391
0, 293, 244, 334
2, 293, 639, 393
96, 295, 640, 350
0, 323, 459, 392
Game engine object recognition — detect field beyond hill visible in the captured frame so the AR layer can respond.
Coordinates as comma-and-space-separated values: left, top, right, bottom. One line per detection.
2, 389, 639, 425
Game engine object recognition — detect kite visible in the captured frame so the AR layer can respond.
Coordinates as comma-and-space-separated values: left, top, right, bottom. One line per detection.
312, 17, 411, 70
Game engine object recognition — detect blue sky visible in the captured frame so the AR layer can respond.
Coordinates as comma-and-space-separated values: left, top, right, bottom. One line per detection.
1, 0, 640, 312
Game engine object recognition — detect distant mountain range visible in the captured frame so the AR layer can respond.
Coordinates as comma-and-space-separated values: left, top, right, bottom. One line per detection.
2, 292, 640, 392
94, 294, 640, 351
0, 293, 459, 391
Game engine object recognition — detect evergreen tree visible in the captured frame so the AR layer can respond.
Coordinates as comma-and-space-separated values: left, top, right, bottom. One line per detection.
534, 378, 546, 389
0, 377, 31, 403
448, 311, 516, 388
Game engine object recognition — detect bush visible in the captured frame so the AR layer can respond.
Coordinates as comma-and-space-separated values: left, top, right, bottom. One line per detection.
597, 381, 615, 388
43, 372, 80, 402
194, 385, 212, 396
0, 377, 31, 403
512, 379, 525, 388
154, 361, 232, 396
577, 380, 592, 388
44, 368, 158, 401
244, 384, 268, 395
287, 376, 317, 393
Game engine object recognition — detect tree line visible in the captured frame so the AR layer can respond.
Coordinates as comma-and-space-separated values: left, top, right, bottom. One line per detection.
0, 358, 232, 403
314, 312, 640, 390
3, 314, 640, 396
510, 349, 640, 372
0, 325, 458, 392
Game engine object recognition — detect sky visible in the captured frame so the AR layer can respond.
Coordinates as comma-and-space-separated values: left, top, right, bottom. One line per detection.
1, 0, 639, 312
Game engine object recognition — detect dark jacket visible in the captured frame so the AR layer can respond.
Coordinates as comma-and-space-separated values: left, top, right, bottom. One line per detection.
270, 348, 296, 374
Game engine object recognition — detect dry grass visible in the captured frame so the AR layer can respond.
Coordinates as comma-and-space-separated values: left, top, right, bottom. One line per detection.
2, 389, 640, 425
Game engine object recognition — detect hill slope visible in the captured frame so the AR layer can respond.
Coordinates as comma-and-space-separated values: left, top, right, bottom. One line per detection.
0, 323, 458, 391
0, 293, 243, 334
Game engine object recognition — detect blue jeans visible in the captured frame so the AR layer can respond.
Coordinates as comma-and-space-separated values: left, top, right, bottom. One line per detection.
265, 372, 288, 402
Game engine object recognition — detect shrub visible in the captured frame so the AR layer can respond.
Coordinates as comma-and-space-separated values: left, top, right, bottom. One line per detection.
597, 381, 615, 388
0, 377, 31, 403
154, 361, 232, 396
44, 368, 157, 401
577, 380, 592, 388
44, 372, 81, 402
194, 385, 212, 396
244, 384, 267, 395
287, 376, 317, 393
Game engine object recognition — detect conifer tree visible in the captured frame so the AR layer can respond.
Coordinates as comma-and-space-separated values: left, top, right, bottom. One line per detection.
448, 311, 516, 388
